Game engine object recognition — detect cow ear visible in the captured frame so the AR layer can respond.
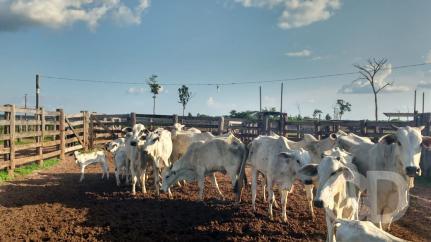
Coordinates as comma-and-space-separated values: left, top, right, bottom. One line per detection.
140, 135, 147, 140
74, 151, 79, 157
153, 136, 160, 142
417, 126, 425, 132
379, 134, 397, 145
122, 127, 133, 133
299, 164, 318, 177
341, 167, 354, 181
422, 136, 431, 150
278, 152, 293, 160
329, 133, 337, 140
144, 129, 150, 135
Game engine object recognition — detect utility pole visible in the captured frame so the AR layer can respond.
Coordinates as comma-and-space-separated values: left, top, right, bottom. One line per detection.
259, 86, 262, 112
280, 82, 284, 135
36, 74, 40, 109
423, 92, 425, 114
414, 89, 417, 124
280, 82, 283, 114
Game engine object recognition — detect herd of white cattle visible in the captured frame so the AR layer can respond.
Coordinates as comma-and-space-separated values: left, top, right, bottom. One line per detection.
73, 122, 431, 242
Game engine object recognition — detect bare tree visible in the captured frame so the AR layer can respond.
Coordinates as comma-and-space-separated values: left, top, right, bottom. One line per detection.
354, 58, 392, 122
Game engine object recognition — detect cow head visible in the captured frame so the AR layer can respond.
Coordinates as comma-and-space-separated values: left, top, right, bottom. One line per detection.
278, 148, 311, 185
379, 126, 426, 177
128, 124, 148, 147
141, 129, 167, 160
161, 163, 196, 192
300, 148, 354, 209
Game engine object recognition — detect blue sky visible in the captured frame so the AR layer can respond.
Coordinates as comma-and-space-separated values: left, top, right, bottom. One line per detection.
1, 0, 431, 120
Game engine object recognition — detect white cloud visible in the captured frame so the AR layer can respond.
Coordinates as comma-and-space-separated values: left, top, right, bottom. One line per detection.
234, 0, 341, 29
127, 87, 145, 94
286, 49, 311, 57
417, 81, 431, 89
338, 64, 410, 94
206, 96, 237, 109
0, 0, 150, 31
427, 50, 431, 63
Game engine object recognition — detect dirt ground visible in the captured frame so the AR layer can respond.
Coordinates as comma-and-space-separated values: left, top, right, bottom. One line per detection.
0, 155, 430, 241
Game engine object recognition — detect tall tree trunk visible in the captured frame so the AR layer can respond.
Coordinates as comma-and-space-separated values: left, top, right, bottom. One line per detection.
374, 92, 378, 133
182, 106, 185, 118
153, 96, 156, 115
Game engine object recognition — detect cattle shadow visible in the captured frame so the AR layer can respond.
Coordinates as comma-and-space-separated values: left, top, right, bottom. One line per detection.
0, 171, 245, 241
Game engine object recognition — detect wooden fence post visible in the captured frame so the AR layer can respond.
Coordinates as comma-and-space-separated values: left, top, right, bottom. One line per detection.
314, 120, 321, 140
89, 113, 94, 149
36, 107, 44, 166
81, 111, 89, 151
130, 112, 136, 127
360, 120, 367, 136
5, 105, 15, 177
173, 114, 178, 125
57, 109, 65, 160
218, 116, 225, 135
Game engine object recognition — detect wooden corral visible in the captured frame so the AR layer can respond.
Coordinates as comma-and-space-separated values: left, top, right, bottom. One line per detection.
1, 104, 431, 177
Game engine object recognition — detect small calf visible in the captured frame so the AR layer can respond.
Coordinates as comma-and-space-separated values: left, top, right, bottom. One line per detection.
106, 137, 129, 186
74, 150, 109, 182
334, 219, 406, 242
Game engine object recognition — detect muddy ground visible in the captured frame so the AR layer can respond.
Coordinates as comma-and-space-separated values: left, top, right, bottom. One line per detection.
0, 155, 430, 241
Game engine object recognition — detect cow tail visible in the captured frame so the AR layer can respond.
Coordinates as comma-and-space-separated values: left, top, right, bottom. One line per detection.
234, 142, 251, 202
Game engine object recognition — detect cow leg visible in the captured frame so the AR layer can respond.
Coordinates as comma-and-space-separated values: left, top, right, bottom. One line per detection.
154, 166, 160, 197
261, 173, 267, 202
326, 215, 335, 242
115, 168, 121, 186
103, 162, 109, 180
251, 167, 257, 211
211, 173, 224, 200
305, 184, 315, 221
281, 190, 289, 223
177, 181, 182, 187
198, 175, 205, 201
125, 159, 131, 185
79, 166, 85, 182
267, 178, 274, 221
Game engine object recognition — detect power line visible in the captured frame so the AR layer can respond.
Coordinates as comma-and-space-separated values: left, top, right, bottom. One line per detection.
40, 61, 431, 87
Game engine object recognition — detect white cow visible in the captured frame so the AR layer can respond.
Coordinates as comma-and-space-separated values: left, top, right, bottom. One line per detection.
283, 132, 342, 220
337, 126, 431, 229
141, 128, 173, 197
74, 150, 109, 182
171, 123, 201, 137
106, 137, 130, 186
161, 135, 247, 202
245, 135, 311, 222
124, 124, 148, 195
299, 148, 360, 242
333, 219, 406, 242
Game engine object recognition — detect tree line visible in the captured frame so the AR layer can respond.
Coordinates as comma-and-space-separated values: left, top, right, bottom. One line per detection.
146, 57, 391, 122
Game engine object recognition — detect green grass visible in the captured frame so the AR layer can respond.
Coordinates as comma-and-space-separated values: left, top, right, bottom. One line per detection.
0, 158, 60, 182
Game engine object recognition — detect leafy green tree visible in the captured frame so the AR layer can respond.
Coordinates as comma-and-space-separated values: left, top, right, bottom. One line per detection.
178, 85, 192, 118
313, 109, 323, 120
325, 114, 332, 120
147, 74, 161, 114
336, 99, 352, 120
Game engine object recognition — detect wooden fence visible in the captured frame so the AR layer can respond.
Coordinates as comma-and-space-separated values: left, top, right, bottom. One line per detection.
2, 105, 431, 177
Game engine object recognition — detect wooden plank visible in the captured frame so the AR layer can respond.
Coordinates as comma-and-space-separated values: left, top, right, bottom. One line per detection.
45, 130, 60, 136
15, 131, 42, 139
15, 107, 39, 114
66, 113, 84, 119
0, 106, 12, 112
94, 139, 112, 145
0, 147, 10, 155
14, 154, 41, 166
65, 128, 83, 136
45, 120, 59, 125
65, 145, 83, 153
66, 137, 83, 144
15, 142, 41, 151
42, 150, 61, 160
44, 111, 60, 116
95, 133, 113, 138
65, 117, 85, 147
14, 120, 41, 125
43, 140, 61, 147
92, 114, 130, 119
67, 120, 84, 127
0, 120, 9, 126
